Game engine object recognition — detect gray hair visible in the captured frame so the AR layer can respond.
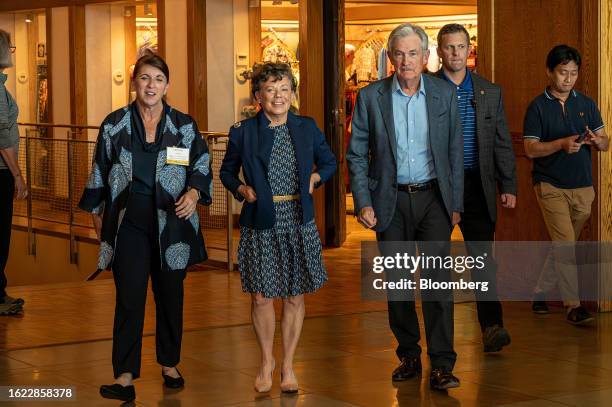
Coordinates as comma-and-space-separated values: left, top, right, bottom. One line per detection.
387, 23, 428, 54
0, 29, 13, 69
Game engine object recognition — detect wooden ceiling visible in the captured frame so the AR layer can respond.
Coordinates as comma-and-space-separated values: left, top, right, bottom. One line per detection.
261, 1, 477, 21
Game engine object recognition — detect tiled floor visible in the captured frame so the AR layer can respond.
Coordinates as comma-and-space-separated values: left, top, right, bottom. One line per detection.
1, 217, 610, 406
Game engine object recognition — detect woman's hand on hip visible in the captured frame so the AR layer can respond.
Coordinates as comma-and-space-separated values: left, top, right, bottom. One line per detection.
309, 172, 321, 194
175, 189, 199, 219
238, 185, 257, 203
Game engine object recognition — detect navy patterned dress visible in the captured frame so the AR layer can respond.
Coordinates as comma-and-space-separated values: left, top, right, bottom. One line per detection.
238, 124, 327, 298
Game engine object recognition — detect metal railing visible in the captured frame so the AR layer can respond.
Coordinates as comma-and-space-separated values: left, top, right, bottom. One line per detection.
13, 122, 233, 273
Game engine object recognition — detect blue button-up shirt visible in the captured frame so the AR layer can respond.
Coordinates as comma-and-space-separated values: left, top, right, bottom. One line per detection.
441, 69, 478, 169
391, 74, 435, 184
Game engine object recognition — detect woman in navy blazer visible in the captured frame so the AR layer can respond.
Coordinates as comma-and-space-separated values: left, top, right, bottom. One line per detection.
220, 63, 336, 394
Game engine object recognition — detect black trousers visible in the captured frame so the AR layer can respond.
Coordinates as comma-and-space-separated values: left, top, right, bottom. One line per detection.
112, 193, 185, 379
0, 169, 15, 299
377, 187, 456, 371
458, 170, 503, 330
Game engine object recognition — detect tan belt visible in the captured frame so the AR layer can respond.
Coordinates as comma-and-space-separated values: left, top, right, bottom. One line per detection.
272, 194, 300, 202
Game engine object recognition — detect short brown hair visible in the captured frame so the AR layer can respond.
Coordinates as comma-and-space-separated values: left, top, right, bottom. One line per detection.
132, 51, 169, 82
0, 29, 13, 69
437, 24, 470, 47
250, 62, 297, 98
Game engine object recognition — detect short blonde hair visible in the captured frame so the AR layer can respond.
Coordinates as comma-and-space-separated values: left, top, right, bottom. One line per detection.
0, 29, 13, 69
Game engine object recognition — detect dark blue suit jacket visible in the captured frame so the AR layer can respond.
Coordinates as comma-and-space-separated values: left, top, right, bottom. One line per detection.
220, 111, 337, 230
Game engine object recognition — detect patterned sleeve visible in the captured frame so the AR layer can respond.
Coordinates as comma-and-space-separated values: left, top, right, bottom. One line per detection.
187, 120, 213, 206
78, 121, 112, 214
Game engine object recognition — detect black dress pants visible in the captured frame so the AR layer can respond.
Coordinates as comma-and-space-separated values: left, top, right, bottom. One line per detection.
458, 170, 503, 330
377, 187, 456, 371
112, 192, 185, 379
0, 169, 15, 299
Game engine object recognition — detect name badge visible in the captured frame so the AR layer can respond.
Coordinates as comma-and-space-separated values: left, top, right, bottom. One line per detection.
166, 147, 190, 166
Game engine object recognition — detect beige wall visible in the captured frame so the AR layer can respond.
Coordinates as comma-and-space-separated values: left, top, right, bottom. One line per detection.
110, 4, 126, 111
51, 7, 70, 136
50, 7, 70, 199
85, 4, 112, 140
0, 15, 18, 122
14, 16, 30, 128
164, 0, 188, 112
206, 0, 234, 132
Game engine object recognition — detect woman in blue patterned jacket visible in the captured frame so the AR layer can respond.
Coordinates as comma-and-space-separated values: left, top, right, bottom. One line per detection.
220, 62, 336, 394
79, 52, 212, 403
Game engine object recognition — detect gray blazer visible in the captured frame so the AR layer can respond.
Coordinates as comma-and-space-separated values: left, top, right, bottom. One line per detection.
347, 74, 464, 233
434, 71, 517, 222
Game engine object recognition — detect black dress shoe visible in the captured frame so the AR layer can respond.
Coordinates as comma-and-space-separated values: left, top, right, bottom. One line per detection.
430, 368, 460, 390
483, 325, 511, 353
391, 357, 422, 381
162, 369, 185, 388
99, 384, 135, 402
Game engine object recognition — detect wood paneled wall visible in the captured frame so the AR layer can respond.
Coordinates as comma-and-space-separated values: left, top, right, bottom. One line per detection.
323, 0, 346, 247
248, 0, 261, 66
156, 0, 165, 58
124, 6, 136, 102
299, 0, 326, 243
599, 0, 612, 311
187, 0, 207, 130
68, 5, 87, 129
478, 0, 600, 242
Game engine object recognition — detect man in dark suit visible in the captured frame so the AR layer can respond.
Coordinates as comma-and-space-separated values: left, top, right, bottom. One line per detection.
434, 24, 517, 352
347, 23, 463, 390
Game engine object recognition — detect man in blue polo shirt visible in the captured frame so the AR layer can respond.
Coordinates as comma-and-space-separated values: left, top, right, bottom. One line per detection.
524, 45, 609, 325
434, 24, 517, 353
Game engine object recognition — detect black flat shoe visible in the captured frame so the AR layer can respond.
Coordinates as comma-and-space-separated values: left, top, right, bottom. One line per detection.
162, 369, 185, 388
99, 383, 135, 402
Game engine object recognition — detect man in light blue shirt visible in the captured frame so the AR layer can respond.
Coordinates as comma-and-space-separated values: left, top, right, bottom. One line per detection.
391, 73, 435, 184
347, 23, 463, 390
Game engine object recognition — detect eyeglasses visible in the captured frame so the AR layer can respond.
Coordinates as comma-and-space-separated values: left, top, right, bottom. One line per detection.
9, 46, 16, 54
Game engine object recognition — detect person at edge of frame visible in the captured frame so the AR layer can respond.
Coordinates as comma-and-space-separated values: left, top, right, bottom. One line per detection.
524, 44, 609, 325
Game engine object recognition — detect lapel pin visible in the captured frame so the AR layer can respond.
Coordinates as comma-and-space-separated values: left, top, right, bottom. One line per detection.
480, 90, 485, 95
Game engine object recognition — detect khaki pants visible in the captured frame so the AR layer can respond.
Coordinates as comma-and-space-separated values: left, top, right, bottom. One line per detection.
534, 182, 595, 307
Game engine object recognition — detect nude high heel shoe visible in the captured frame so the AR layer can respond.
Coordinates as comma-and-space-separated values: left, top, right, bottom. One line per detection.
254, 360, 275, 393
